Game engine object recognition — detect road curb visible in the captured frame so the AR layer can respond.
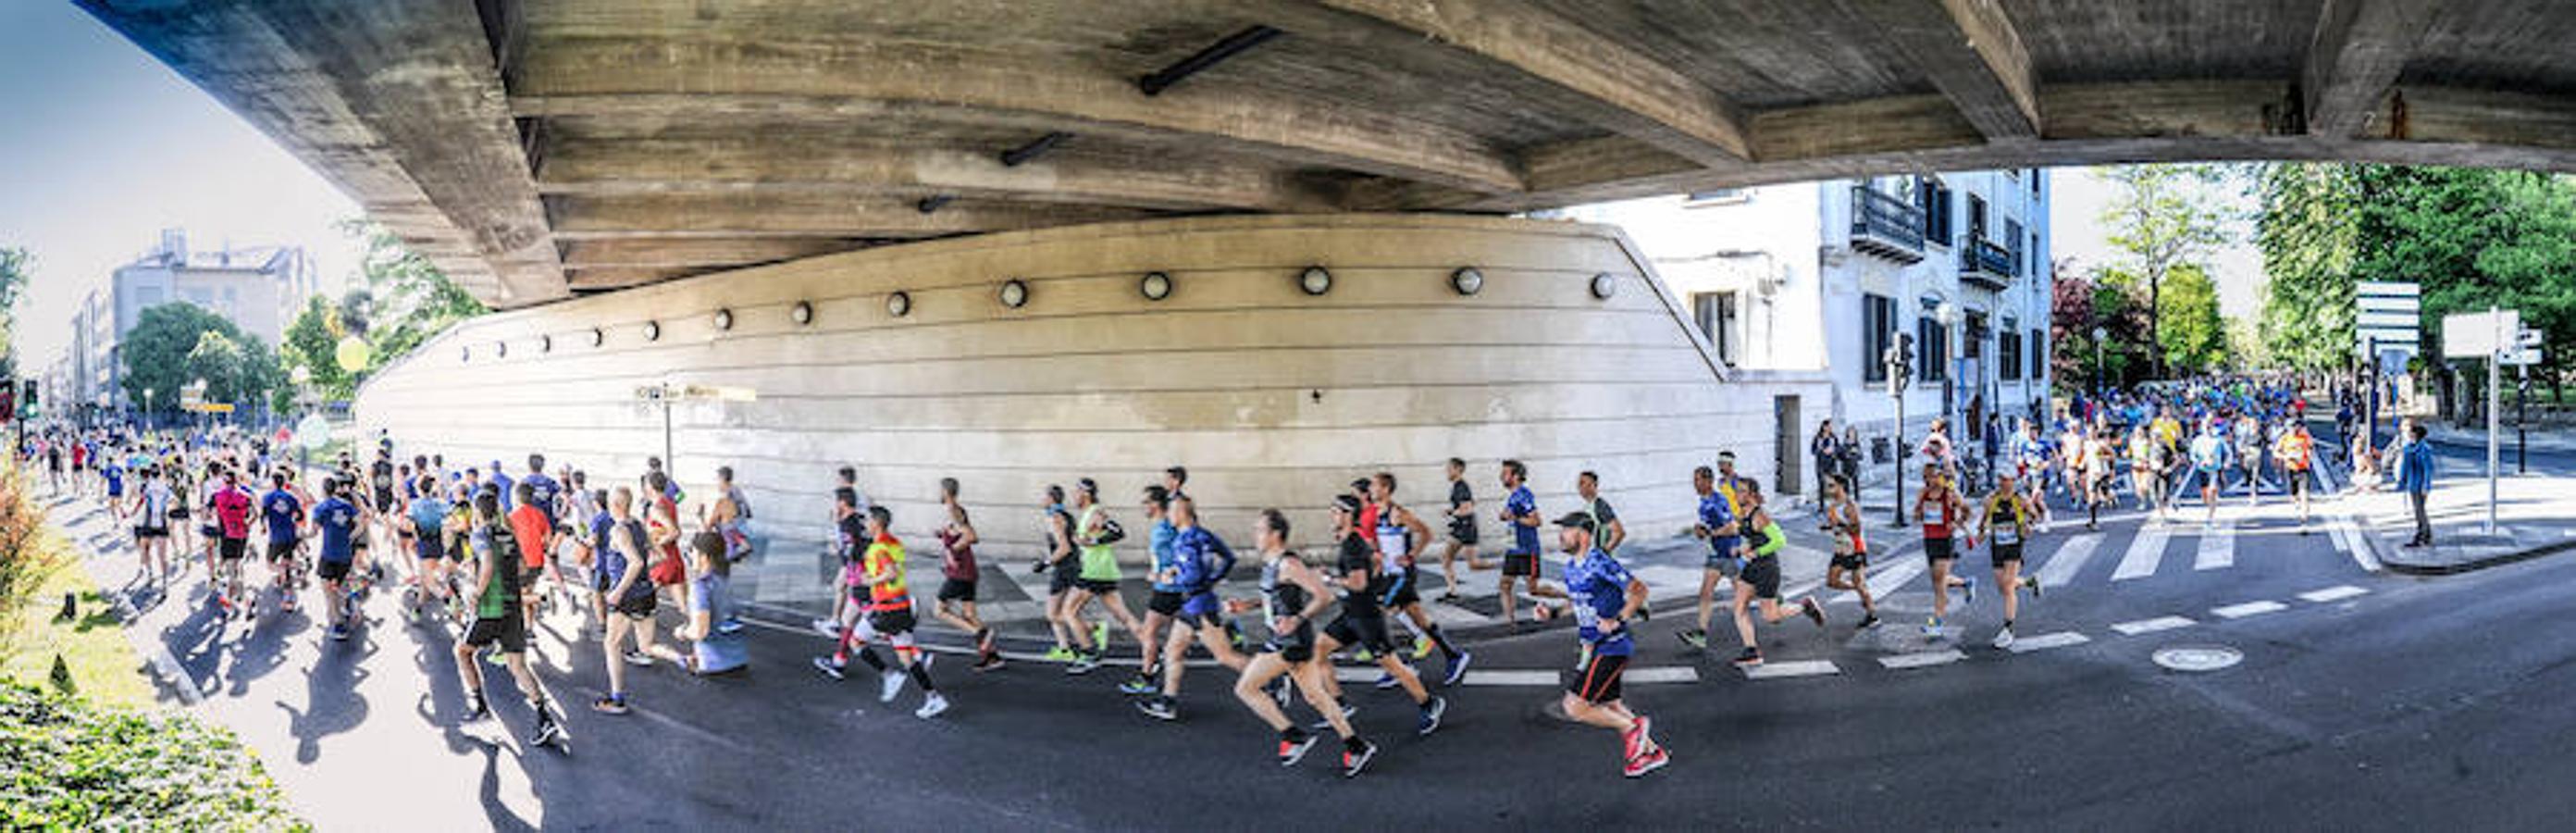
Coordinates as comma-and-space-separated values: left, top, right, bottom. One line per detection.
2380, 538, 2576, 576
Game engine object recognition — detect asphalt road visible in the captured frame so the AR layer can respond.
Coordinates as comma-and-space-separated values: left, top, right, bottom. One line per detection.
44, 482, 2576, 832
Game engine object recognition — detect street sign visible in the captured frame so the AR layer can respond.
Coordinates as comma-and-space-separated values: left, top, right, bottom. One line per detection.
183, 403, 234, 414
2440, 309, 2520, 358
2503, 346, 2544, 367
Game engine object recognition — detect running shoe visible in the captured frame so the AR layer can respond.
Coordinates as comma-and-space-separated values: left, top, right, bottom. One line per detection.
973, 653, 1006, 673
1066, 653, 1100, 676
1279, 731, 1319, 766
1676, 628, 1708, 650
1409, 634, 1434, 661
1091, 622, 1111, 653
1923, 616, 1944, 638
878, 668, 907, 703
1136, 695, 1179, 722
622, 650, 653, 667
812, 656, 846, 680
1268, 676, 1294, 709
1623, 745, 1671, 778
1991, 628, 2016, 650
1857, 612, 1882, 630
1311, 700, 1357, 729
328, 625, 351, 642
716, 617, 745, 635
1372, 669, 1403, 690
1732, 647, 1763, 668
1437, 591, 1460, 603
2025, 576, 2042, 599
531, 718, 568, 749
462, 701, 494, 724
1416, 695, 1446, 737
1442, 651, 1473, 687
1960, 578, 1979, 606
1353, 647, 1376, 663
1043, 645, 1078, 662
1342, 740, 1380, 778
809, 618, 841, 640
1227, 619, 1248, 652
1800, 597, 1826, 628
915, 693, 950, 719
1119, 675, 1158, 695
1636, 603, 1653, 623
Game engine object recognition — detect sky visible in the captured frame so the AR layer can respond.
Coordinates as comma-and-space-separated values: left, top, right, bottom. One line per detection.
0, 1, 2269, 375
0, 4, 363, 371
2049, 167, 2267, 320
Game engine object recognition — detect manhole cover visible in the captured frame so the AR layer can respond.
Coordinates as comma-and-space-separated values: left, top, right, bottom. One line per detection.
2152, 645, 2243, 672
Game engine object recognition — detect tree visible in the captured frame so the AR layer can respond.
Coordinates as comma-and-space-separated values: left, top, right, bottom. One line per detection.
2254, 163, 2361, 373
2159, 264, 2226, 374
2223, 317, 2268, 370
2098, 165, 2235, 379
280, 294, 353, 402
340, 219, 485, 378
118, 303, 281, 420
0, 247, 29, 379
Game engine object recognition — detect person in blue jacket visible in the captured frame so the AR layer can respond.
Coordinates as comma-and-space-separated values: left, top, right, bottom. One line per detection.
2398, 423, 2436, 547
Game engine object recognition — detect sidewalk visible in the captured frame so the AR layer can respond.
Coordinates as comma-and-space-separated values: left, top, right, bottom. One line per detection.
2347, 474, 2576, 575
2424, 422, 2576, 454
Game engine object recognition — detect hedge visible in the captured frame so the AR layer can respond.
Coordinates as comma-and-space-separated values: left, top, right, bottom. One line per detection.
0, 681, 306, 831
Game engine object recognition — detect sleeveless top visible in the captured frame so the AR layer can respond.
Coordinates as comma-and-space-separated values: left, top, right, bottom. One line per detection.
1077, 504, 1121, 581
1260, 554, 1309, 624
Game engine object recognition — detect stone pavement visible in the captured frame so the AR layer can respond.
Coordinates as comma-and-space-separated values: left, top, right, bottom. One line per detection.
2349, 474, 2576, 575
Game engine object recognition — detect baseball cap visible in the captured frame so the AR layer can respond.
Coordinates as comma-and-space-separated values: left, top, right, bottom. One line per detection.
1333, 494, 1362, 514
1552, 511, 1598, 535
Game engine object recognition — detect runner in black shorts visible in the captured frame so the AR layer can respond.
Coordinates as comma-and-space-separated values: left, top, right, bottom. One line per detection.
1496, 460, 1545, 626
1437, 458, 1487, 602
1227, 509, 1375, 776
1818, 475, 1880, 629
1915, 463, 1975, 638
452, 490, 565, 750
1311, 500, 1445, 738
1973, 470, 2043, 650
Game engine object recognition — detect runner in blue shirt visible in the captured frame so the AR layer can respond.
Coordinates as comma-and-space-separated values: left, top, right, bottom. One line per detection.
1680, 465, 1742, 651
405, 477, 456, 615
258, 473, 307, 613
1529, 511, 1667, 777
1134, 495, 1252, 722
313, 479, 364, 640
1122, 485, 1186, 696
1496, 459, 1544, 627
518, 454, 561, 525
487, 461, 515, 513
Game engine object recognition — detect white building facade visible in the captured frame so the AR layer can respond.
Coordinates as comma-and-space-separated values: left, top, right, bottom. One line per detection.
68, 229, 317, 416
1556, 169, 2054, 490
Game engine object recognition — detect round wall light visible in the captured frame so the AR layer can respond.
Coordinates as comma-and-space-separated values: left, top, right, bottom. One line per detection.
643, 320, 662, 342
588, 328, 604, 348
1590, 272, 1619, 300
998, 279, 1030, 309
459, 345, 471, 363
494, 341, 508, 358
1299, 266, 1332, 296
713, 308, 735, 331
1451, 267, 1485, 296
539, 334, 552, 354
791, 301, 814, 326
886, 291, 912, 317
1140, 271, 1173, 301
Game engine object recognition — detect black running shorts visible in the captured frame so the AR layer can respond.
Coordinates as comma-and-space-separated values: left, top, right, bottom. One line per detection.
937, 578, 978, 603
1324, 612, 1396, 655
464, 614, 527, 653
1740, 555, 1782, 601
1569, 652, 1629, 704
1991, 541, 2025, 566
317, 559, 353, 582
1924, 536, 1957, 562
1502, 553, 1538, 577
218, 538, 247, 561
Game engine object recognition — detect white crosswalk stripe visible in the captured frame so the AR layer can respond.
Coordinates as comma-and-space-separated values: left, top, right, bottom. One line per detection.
2031, 533, 2103, 589
1879, 650, 1966, 669
1832, 557, 1924, 604
2212, 600, 2287, 619
2112, 526, 2172, 580
2112, 615, 2196, 635
1626, 666, 1700, 684
2005, 631, 2090, 653
1741, 659, 1839, 679
2330, 516, 2382, 572
2194, 522, 2235, 570
1458, 669, 1558, 686
2298, 585, 2369, 603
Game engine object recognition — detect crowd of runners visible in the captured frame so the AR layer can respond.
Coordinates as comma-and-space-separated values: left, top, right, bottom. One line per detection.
11, 373, 2360, 779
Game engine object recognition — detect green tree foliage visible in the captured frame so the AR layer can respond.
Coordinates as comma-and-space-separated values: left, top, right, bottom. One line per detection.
2098, 165, 2236, 378
117, 304, 282, 419
2160, 264, 2226, 374
2254, 163, 2362, 372
0, 247, 30, 379
279, 294, 354, 402
339, 220, 485, 378
2057, 266, 2156, 390
0, 681, 308, 830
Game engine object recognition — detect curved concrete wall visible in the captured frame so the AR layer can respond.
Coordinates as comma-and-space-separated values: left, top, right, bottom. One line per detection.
354, 214, 1767, 560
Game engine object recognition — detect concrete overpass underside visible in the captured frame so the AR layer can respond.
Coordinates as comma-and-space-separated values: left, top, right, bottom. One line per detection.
74, 0, 2572, 561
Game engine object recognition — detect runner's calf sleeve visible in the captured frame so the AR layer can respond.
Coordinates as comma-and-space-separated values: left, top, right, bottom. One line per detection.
857, 646, 890, 672
908, 663, 936, 692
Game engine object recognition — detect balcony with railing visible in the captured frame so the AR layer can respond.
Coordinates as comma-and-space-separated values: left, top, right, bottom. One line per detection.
1849, 186, 1926, 262
1960, 237, 2013, 289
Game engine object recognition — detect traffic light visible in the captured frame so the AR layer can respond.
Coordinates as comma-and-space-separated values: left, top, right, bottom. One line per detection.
1884, 333, 1916, 394
19, 379, 33, 413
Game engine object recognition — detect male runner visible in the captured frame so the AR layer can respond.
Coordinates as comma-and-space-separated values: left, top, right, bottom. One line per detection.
211, 468, 256, 617
1527, 512, 1666, 777
256, 472, 307, 614
313, 479, 365, 641
453, 490, 567, 750
1436, 457, 1487, 601
1123, 485, 1183, 695
2188, 422, 2232, 528
929, 479, 1001, 670
1495, 459, 1543, 627
1725, 480, 1825, 666
129, 466, 175, 584
813, 505, 949, 719
1035, 485, 1084, 663
507, 482, 556, 626
594, 488, 665, 714
1974, 470, 2044, 649
1573, 470, 1633, 620
1310, 496, 1447, 738
2275, 421, 2317, 531
1226, 509, 1375, 775
1679, 465, 1741, 650
1364, 473, 1471, 685
1819, 474, 1879, 629
405, 475, 456, 617
1917, 464, 1976, 637
1135, 495, 1248, 721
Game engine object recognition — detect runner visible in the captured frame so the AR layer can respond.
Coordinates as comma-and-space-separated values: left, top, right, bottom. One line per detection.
2082, 428, 2118, 530
1524, 511, 1666, 778
1226, 508, 1375, 776
1724, 480, 1825, 667
1060, 479, 1145, 674
2187, 421, 2232, 528
506, 482, 555, 628
2128, 426, 2168, 524
592, 488, 663, 715
1678, 465, 1741, 651
313, 478, 365, 641
812, 505, 949, 719
1973, 469, 2044, 649
1436, 457, 1488, 602
1134, 494, 1249, 721
708, 465, 751, 564
210, 467, 255, 618
1034, 484, 1084, 663
1310, 496, 1446, 737
1495, 459, 1543, 627
452, 489, 567, 751
2275, 421, 2318, 531
256, 471, 306, 614
1917, 463, 1977, 638
2013, 421, 2056, 532
1573, 470, 1632, 618
1123, 485, 1183, 694
672, 531, 749, 676
403, 475, 456, 619
128, 466, 174, 584
1366, 473, 1471, 687
2235, 412, 2267, 507
1818, 474, 1879, 629
928, 479, 1001, 671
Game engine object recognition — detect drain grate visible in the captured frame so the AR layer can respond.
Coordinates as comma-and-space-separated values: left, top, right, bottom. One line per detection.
2151, 645, 2243, 673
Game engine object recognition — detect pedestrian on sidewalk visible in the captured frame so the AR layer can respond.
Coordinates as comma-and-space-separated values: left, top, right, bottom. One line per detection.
1838, 426, 1863, 492
2399, 423, 2435, 548
1810, 421, 1839, 514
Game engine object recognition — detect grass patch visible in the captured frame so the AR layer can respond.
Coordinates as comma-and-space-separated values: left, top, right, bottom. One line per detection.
1, 552, 156, 709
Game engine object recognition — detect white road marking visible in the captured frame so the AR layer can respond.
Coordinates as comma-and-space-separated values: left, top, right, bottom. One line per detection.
2112, 527, 2172, 581
2212, 600, 2288, 619
2193, 522, 2235, 571
1833, 558, 1923, 604
1334, 667, 1381, 683
1878, 650, 1966, 669
1625, 666, 1700, 684
2006, 631, 2091, 653
1459, 669, 1559, 686
1740, 659, 1839, 679
2111, 615, 2196, 635
2298, 585, 2370, 603
2333, 516, 2382, 572
2031, 533, 2103, 589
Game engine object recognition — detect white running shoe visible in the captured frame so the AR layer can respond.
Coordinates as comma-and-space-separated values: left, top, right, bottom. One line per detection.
1991, 628, 2016, 650
915, 693, 949, 719
879, 668, 907, 703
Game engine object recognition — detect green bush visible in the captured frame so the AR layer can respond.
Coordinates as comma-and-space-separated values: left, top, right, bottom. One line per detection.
0, 681, 307, 831
0, 458, 68, 656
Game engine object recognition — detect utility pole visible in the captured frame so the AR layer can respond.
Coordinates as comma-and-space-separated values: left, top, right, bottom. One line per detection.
1887, 333, 1915, 528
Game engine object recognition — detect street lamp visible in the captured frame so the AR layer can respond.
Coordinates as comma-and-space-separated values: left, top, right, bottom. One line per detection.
2091, 326, 2107, 394
142, 389, 154, 432
1936, 301, 1961, 423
